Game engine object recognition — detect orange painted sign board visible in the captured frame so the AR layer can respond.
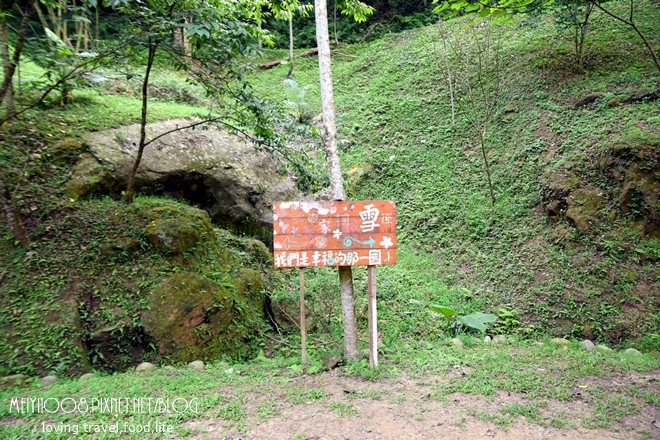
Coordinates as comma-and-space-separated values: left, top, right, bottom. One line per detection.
273, 200, 397, 268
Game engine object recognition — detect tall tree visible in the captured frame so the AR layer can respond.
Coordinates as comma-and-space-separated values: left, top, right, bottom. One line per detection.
314, 0, 372, 361
439, 18, 505, 206
0, 0, 33, 116
271, 0, 313, 78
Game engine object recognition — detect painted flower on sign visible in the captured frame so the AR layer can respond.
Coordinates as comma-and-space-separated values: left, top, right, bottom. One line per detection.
379, 236, 393, 249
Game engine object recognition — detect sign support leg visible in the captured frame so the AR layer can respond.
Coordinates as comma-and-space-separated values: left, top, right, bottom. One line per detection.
299, 267, 307, 374
367, 265, 378, 368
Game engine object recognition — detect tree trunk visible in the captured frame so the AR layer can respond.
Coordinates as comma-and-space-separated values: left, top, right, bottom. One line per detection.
0, 18, 15, 117
124, 42, 157, 203
314, 0, 360, 361
0, 169, 29, 247
591, 0, 660, 74
286, 15, 294, 78
0, 0, 33, 111
333, 0, 338, 44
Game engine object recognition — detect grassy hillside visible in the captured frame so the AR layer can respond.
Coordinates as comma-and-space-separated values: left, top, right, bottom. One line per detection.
0, 4, 659, 438
250, 1, 660, 347
1, 0, 659, 383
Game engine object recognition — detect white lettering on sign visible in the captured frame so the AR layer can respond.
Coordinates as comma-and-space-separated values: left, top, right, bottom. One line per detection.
359, 204, 380, 232
368, 249, 381, 265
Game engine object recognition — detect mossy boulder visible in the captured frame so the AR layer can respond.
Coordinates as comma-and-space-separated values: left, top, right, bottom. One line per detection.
541, 171, 580, 221
565, 187, 606, 233
618, 163, 660, 237
541, 172, 579, 200
99, 237, 140, 256
601, 128, 660, 237
142, 271, 263, 363
346, 162, 374, 194
606, 98, 621, 108
145, 206, 214, 254
574, 92, 603, 108
65, 153, 115, 200
48, 138, 84, 164
236, 268, 264, 292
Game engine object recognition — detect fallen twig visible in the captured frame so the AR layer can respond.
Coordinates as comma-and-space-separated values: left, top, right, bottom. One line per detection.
259, 47, 356, 70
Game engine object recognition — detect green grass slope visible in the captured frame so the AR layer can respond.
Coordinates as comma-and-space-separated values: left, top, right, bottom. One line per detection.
251, 0, 660, 347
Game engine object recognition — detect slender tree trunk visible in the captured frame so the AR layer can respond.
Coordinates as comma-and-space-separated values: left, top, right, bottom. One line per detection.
314, 0, 360, 361
591, 0, 660, 74
0, 19, 15, 117
125, 42, 157, 203
0, 0, 33, 111
286, 15, 294, 78
333, 0, 338, 44
574, 3, 592, 71
34, 2, 50, 34
478, 131, 495, 206
0, 169, 29, 247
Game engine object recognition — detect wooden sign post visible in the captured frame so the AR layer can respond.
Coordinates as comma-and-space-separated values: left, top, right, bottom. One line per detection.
273, 201, 397, 370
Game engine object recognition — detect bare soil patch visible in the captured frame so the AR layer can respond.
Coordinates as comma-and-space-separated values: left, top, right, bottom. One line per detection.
185, 371, 660, 440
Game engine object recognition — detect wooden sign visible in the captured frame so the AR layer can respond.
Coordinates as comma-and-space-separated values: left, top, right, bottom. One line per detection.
273, 200, 397, 268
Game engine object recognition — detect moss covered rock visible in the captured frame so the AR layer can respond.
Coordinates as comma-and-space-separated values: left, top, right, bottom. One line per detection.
1, 298, 90, 376
142, 271, 263, 363
65, 153, 115, 200
346, 162, 374, 194
618, 163, 660, 238
574, 92, 603, 108
48, 138, 84, 164
541, 171, 580, 196
566, 187, 606, 233
601, 128, 660, 237
145, 206, 214, 254
99, 237, 140, 256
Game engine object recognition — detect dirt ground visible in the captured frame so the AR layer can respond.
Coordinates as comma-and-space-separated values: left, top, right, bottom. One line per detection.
185, 371, 660, 440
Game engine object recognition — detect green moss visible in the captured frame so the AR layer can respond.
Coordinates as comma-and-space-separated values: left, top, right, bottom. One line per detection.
142, 271, 263, 363
346, 162, 374, 195
566, 187, 607, 233
65, 153, 115, 199
48, 137, 84, 164
145, 206, 214, 254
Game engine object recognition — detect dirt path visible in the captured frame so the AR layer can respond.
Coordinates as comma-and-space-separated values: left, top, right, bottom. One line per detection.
185, 372, 660, 440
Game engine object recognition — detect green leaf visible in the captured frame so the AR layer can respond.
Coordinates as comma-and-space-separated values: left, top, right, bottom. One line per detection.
44, 28, 68, 49
429, 305, 459, 317
478, 7, 492, 17
458, 313, 497, 331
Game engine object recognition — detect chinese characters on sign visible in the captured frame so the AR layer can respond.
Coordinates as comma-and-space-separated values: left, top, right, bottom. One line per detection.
273, 201, 397, 268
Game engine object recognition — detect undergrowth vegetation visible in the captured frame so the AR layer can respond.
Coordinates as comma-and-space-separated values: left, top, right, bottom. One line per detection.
250, 0, 660, 349
0, 0, 658, 386
0, 1, 659, 437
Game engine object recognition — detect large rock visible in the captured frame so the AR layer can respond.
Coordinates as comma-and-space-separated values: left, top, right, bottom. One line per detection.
65, 153, 115, 200
618, 163, 660, 238
76, 120, 300, 231
141, 271, 264, 363
600, 128, 660, 238
145, 205, 214, 254
565, 187, 606, 233
48, 137, 83, 164
0, 298, 90, 377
